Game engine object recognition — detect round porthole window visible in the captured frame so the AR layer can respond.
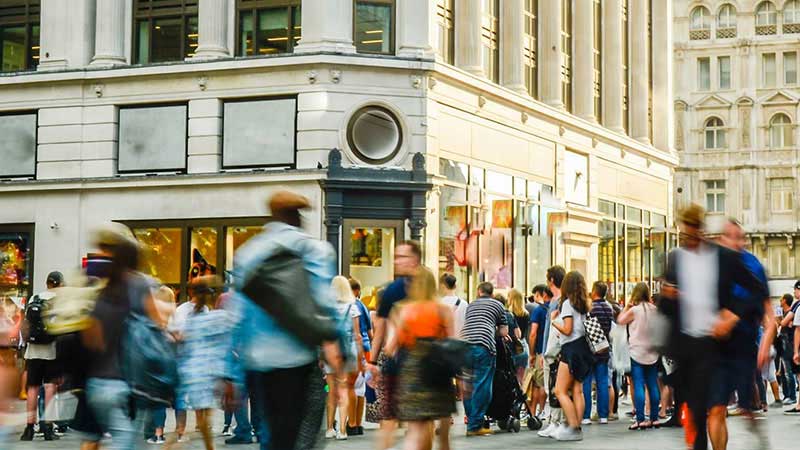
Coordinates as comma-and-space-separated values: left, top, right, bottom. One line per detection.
346, 106, 403, 164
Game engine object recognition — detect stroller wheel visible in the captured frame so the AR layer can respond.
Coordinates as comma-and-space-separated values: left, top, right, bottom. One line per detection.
497, 418, 509, 431
527, 416, 542, 431
512, 419, 521, 433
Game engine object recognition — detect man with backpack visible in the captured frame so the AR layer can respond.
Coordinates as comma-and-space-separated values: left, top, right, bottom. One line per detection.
20, 271, 63, 441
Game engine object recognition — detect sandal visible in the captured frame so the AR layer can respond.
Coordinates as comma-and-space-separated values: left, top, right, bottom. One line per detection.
641, 421, 653, 429
629, 422, 645, 431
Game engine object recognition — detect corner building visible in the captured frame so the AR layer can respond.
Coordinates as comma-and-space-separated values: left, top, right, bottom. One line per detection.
674, 0, 800, 294
0, 0, 676, 303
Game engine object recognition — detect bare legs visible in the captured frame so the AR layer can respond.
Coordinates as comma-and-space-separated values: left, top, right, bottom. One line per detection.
554, 362, 581, 429
403, 421, 433, 450
708, 405, 727, 450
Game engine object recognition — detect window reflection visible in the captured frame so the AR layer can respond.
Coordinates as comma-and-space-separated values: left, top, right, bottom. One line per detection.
0, 229, 32, 300
134, 227, 183, 294
0, 0, 40, 72
355, 0, 393, 54
189, 227, 218, 282
134, 0, 198, 63
439, 186, 470, 301
238, 3, 301, 56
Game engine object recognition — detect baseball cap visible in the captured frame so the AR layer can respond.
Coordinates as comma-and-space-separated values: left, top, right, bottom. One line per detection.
794, 280, 800, 290
46, 271, 64, 286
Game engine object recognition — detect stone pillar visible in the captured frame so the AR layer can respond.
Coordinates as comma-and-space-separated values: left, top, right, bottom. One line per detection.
454, 0, 483, 76
651, 0, 673, 151
500, 0, 526, 94
294, 0, 356, 54
90, 0, 127, 66
630, 0, 650, 143
38, 0, 95, 70
540, 0, 563, 108
187, 99, 222, 173
397, 0, 437, 58
602, 0, 624, 133
193, 0, 230, 59
573, 0, 594, 121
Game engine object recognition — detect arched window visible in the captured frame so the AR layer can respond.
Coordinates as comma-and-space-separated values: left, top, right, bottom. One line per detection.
690, 6, 711, 39
756, 2, 778, 34
704, 117, 726, 149
717, 4, 737, 38
770, 113, 793, 148
785, 0, 800, 33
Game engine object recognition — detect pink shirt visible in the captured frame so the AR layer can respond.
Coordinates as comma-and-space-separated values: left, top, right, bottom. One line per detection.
628, 303, 659, 365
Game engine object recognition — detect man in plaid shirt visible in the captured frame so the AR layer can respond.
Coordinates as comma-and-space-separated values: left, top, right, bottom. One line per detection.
580, 282, 615, 424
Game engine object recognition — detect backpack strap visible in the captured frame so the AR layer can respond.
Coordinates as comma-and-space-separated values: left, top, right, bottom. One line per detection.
454, 298, 461, 308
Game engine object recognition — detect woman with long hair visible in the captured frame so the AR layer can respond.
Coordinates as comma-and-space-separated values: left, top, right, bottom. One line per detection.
617, 282, 661, 430
391, 266, 456, 450
325, 276, 364, 440
507, 289, 530, 384
551, 271, 594, 442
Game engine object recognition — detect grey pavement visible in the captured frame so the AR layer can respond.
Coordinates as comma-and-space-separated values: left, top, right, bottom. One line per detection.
1, 400, 796, 450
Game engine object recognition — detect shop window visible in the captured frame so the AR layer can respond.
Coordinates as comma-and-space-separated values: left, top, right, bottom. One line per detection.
134, 227, 183, 295
0, 111, 36, 178
354, 0, 394, 54
0, 225, 33, 302
134, 0, 198, 63
439, 186, 470, 300
524, 0, 537, 98
439, 158, 469, 184
626, 225, 642, 289
481, 193, 513, 290
237, 0, 301, 56
0, 0, 39, 72
436, 0, 454, 64
118, 104, 187, 173
349, 226, 396, 301
598, 219, 616, 301
486, 170, 513, 196
481, 0, 499, 82
223, 97, 296, 168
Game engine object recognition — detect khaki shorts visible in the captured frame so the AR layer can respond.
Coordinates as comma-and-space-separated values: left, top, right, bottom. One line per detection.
531, 355, 545, 387
522, 354, 546, 400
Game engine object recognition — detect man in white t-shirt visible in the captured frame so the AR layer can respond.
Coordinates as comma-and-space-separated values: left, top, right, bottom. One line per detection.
439, 273, 467, 337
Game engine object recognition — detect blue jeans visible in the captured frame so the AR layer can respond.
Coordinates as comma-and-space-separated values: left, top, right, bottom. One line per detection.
463, 345, 495, 432
143, 407, 166, 438
87, 378, 143, 450
631, 360, 661, 424
227, 399, 253, 439
782, 351, 797, 402
582, 361, 609, 419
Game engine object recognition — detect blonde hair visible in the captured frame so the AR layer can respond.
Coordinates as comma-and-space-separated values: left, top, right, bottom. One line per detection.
408, 266, 437, 302
331, 276, 355, 303
629, 282, 651, 306
154, 285, 176, 304
508, 288, 528, 317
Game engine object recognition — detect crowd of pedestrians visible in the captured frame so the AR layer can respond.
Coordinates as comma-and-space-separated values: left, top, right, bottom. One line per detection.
1, 197, 800, 450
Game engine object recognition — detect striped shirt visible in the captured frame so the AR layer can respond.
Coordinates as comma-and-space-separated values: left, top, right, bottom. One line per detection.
461, 297, 508, 354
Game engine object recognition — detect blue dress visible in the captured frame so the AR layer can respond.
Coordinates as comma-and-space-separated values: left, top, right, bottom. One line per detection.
177, 309, 232, 410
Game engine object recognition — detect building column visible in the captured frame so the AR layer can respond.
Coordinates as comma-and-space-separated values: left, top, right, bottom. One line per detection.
630, 0, 650, 143
294, 0, 356, 54
397, 0, 437, 58
573, 0, 594, 121
187, 99, 222, 173
193, 0, 230, 59
602, 0, 624, 133
90, 0, 126, 66
500, 0, 526, 94
539, 0, 563, 108
38, 0, 95, 70
454, 0, 483, 76
652, 0, 673, 151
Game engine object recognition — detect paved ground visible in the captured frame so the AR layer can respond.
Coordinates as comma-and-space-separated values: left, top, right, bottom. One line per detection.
1, 399, 796, 449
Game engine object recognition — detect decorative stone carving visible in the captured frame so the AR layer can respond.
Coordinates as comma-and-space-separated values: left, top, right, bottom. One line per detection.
410, 75, 422, 89
478, 95, 487, 108
428, 77, 437, 89
521, 112, 529, 124
93, 83, 104, 98
674, 101, 686, 151
197, 76, 208, 91
559, 126, 566, 136
740, 106, 752, 147
307, 70, 318, 84
329, 69, 341, 84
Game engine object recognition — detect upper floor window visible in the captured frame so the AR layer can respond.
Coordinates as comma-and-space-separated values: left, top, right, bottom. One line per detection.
697, 57, 710, 91
704, 117, 726, 149
118, 104, 188, 173
0, 111, 36, 178
0, 0, 39, 72
756, 1, 777, 35
718, 55, 731, 89
716, 4, 737, 38
763, 52, 776, 87
768, 246, 790, 276
134, 0, 198, 63
770, 178, 794, 213
785, 0, 800, 33
561, 0, 572, 112
769, 113, 793, 148
704, 180, 726, 213
523, 0, 537, 98
689, 6, 710, 40
435, 0, 454, 64
593, 0, 602, 122
236, 1, 301, 56
481, 0, 499, 82
354, 0, 394, 55
785, 52, 797, 84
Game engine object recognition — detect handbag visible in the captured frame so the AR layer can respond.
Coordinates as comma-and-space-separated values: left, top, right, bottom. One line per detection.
424, 337, 471, 383
585, 313, 610, 354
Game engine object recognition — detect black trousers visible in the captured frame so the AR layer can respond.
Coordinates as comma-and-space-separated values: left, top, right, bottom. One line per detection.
251, 362, 325, 450
674, 335, 718, 450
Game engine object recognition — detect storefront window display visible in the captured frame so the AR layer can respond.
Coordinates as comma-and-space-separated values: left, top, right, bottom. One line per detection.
439, 185, 470, 300
481, 193, 513, 290
0, 226, 33, 305
348, 226, 396, 302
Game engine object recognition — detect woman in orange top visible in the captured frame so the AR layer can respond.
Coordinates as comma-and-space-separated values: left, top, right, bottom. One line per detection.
389, 267, 456, 450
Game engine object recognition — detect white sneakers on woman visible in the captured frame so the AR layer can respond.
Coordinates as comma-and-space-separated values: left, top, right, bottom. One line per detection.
554, 425, 583, 441
325, 429, 336, 439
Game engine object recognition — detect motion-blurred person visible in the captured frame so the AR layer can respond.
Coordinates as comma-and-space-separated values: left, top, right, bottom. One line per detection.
461, 282, 508, 436
660, 205, 769, 450
392, 267, 456, 450
778, 292, 799, 405
581, 282, 614, 425
144, 286, 176, 445
365, 241, 422, 450
0, 299, 20, 441
81, 223, 158, 450
349, 278, 372, 436
20, 271, 63, 441
229, 191, 341, 450
538, 266, 567, 439
617, 283, 661, 430
508, 289, 530, 385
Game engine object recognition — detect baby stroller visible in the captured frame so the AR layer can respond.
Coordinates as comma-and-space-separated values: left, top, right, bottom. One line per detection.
485, 336, 538, 432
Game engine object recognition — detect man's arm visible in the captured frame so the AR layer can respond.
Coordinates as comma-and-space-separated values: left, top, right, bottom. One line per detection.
794, 326, 800, 365
760, 300, 777, 368
782, 311, 795, 328
528, 323, 539, 360
369, 316, 386, 364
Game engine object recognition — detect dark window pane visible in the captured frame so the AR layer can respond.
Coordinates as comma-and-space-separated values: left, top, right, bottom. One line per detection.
258, 8, 289, 54
137, 20, 150, 63
239, 11, 254, 56
185, 15, 198, 58
30, 24, 39, 68
0, 113, 37, 178
355, 2, 392, 54
151, 18, 182, 62
292, 5, 301, 45
1, 26, 27, 72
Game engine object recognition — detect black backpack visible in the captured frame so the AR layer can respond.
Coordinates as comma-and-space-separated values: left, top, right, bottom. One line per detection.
25, 295, 56, 345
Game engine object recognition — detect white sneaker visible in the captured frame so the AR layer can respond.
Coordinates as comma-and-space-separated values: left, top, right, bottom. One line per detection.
537, 422, 557, 438
599, 418, 609, 424
336, 432, 348, 440
325, 429, 336, 439
176, 434, 189, 443
555, 426, 583, 442
581, 418, 592, 425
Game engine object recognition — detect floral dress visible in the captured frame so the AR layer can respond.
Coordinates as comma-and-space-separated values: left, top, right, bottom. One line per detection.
177, 309, 232, 410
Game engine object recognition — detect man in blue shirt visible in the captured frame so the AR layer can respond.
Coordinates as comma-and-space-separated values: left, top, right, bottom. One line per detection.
528, 284, 552, 416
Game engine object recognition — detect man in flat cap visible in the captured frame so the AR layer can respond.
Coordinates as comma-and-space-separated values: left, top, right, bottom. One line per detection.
225, 190, 341, 450
660, 204, 768, 450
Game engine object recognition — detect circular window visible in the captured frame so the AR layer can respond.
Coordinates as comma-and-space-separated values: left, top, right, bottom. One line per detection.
346, 106, 403, 164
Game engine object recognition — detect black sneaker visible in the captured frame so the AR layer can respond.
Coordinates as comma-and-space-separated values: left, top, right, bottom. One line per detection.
784, 407, 800, 415
225, 435, 253, 445
20, 424, 34, 441
357, 426, 364, 435
345, 425, 359, 436
43, 423, 60, 441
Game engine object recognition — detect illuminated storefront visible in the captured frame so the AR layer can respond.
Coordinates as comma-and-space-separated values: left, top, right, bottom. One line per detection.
0, 224, 33, 305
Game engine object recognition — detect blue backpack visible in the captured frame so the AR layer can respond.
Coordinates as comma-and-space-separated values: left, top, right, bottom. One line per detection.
121, 313, 178, 408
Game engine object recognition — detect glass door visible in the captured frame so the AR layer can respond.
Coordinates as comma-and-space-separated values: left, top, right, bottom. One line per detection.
342, 219, 403, 304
